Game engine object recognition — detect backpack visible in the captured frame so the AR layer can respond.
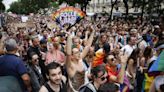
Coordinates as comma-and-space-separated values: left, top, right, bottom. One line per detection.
79, 82, 97, 92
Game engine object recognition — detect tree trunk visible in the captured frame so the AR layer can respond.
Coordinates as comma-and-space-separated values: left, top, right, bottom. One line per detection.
107, 0, 117, 22
109, 4, 114, 20
123, 0, 129, 20
141, 0, 145, 23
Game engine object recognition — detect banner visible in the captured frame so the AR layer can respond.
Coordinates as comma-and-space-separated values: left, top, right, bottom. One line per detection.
13, 22, 35, 28
52, 6, 85, 26
21, 16, 28, 22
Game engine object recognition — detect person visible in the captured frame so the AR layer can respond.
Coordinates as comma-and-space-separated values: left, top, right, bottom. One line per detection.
136, 46, 154, 92
66, 26, 95, 92
121, 36, 136, 57
94, 33, 110, 53
45, 41, 66, 66
0, 76, 22, 92
72, 37, 83, 52
27, 35, 41, 60
0, 32, 5, 55
137, 34, 148, 51
79, 65, 108, 92
40, 39, 48, 81
126, 48, 140, 88
98, 82, 120, 92
92, 44, 110, 68
105, 52, 129, 92
39, 62, 67, 92
27, 35, 47, 81
0, 38, 32, 92
27, 52, 44, 92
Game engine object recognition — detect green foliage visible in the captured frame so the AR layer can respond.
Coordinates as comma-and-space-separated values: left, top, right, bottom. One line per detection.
130, 0, 164, 14
48, 0, 59, 7
8, 0, 49, 14
58, 0, 78, 6
7, 1, 22, 13
58, 0, 88, 7
0, 1, 5, 12
8, 0, 88, 14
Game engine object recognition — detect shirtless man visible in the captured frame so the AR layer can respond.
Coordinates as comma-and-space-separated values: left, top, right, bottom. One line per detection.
66, 26, 95, 92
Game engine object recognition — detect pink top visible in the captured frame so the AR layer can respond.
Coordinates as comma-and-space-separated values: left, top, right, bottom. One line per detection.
45, 50, 65, 65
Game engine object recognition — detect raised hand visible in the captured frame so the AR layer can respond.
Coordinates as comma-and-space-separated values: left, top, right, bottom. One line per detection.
119, 50, 129, 64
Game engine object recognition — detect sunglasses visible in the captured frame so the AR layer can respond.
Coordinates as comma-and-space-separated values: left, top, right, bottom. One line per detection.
101, 76, 108, 81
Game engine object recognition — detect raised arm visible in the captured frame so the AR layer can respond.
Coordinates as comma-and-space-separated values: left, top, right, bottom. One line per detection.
81, 26, 95, 59
117, 53, 128, 84
127, 59, 135, 79
66, 33, 75, 78
66, 34, 72, 56
84, 31, 89, 41
109, 53, 128, 84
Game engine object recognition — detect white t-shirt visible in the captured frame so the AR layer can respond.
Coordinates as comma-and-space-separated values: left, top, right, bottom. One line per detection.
138, 40, 148, 51
121, 45, 134, 57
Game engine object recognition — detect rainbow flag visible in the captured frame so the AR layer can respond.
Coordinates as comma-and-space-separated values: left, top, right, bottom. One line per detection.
142, 73, 154, 92
52, 6, 85, 26
149, 50, 164, 72
92, 49, 105, 68
141, 50, 164, 92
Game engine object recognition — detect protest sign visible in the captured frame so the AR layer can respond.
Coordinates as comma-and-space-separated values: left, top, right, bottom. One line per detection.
21, 16, 28, 22
52, 6, 85, 26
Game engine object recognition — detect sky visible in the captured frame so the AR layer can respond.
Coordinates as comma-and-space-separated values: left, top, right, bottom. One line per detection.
2, 0, 18, 10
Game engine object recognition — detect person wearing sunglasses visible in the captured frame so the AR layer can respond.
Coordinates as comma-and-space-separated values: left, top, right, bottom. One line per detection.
105, 53, 129, 91
27, 52, 44, 92
79, 65, 108, 92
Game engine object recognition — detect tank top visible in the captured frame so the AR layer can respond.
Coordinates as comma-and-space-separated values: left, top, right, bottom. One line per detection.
44, 81, 67, 92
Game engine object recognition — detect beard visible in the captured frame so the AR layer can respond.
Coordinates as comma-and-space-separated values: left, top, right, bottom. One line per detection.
50, 79, 62, 85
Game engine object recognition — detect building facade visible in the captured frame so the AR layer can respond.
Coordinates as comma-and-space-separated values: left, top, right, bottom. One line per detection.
86, 0, 140, 14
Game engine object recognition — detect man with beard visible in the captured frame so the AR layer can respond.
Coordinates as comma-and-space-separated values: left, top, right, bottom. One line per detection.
39, 62, 67, 92
27, 35, 41, 59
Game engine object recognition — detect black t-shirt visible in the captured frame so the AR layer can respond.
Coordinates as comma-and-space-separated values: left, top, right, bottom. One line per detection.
27, 46, 41, 59
0, 54, 28, 91
83, 87, 95, 92
81, 83, 97, 92
44, 81, 67, 92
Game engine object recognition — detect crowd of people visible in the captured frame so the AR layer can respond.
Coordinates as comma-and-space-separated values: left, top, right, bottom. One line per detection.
0, 13, 164, 92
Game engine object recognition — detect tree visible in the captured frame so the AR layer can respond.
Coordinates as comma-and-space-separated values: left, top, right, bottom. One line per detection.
145, 0, 164, 15
123, 0, 129, 20
130, 0, 164, 22
108, 0, 118, 21
7, 1, 22, 14
8, 0, 50, 14
48, 0, 59, 8
58, 0, 90, 11
0, 0, 5, 12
